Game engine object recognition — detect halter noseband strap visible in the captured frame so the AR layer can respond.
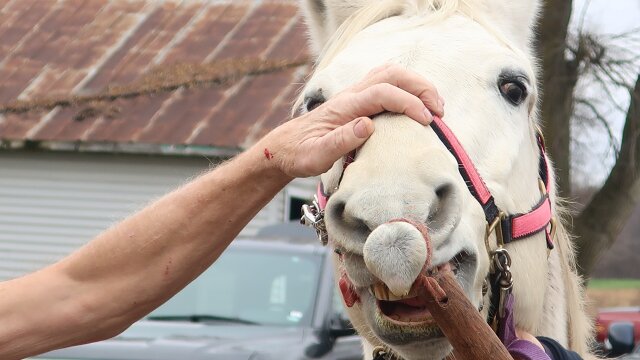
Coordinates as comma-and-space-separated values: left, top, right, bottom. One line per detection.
310, 116, 554, 252
305, 114, 554, 318
302, 115, 556, 360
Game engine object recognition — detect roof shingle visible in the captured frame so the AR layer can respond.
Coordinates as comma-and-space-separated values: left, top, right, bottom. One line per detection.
0, 0, 310, 152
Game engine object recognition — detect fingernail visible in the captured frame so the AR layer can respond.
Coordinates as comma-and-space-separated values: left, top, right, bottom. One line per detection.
438, 96, 445, 112
354, 118, 369, 138
423, 108, 433, 123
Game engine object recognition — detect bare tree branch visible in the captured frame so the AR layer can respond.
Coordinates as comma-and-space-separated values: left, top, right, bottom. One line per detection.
574, 75, 640, 277
575, 98, 620, 155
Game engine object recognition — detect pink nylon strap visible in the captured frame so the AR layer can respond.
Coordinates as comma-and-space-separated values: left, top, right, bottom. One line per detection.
431, 116, 493, 205
510, 197, 551, 240
316, 116, 553, 249
505, 134, 554, 248
430, 116, 552, 248
317, 183, 328, 210
537, 134, 551, 194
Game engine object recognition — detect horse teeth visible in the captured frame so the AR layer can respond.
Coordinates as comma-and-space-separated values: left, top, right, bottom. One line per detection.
372, 284, 389, 300
371, 284, 415, 301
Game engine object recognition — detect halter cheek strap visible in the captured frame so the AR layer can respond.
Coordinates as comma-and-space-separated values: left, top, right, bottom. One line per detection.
429, 116, 554, 251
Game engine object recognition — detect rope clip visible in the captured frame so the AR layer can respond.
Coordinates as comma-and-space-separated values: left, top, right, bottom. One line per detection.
301, 195, 328, 245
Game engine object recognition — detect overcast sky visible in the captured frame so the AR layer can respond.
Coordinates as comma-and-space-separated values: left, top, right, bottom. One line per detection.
569, 0, 639, 187
572, 0, 640, 34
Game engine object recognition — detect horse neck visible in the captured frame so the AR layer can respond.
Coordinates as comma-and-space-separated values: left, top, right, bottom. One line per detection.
538, 199, 594, 357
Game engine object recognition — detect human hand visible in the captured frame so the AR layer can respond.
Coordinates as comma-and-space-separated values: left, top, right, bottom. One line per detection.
256, 64, 445, 178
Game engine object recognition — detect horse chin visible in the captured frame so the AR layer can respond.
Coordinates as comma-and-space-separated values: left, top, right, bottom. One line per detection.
363, 290, 453, 359
354, 249, 478, 358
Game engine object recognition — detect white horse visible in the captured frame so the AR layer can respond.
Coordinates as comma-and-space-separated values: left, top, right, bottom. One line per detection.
298, 1, 594, 359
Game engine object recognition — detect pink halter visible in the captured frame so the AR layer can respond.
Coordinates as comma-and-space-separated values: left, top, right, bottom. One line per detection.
314, 116, 555, 251
304, 115, 556, 360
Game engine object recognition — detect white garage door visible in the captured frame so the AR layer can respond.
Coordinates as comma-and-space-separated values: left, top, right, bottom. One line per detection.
0, 151, 313, 281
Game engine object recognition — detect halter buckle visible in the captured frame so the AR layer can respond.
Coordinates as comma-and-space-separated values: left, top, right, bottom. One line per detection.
484, 211, 507, 255
546, 216, 557, 258
539, 178, 557, 254
301, 195, 328, 246
538, 179, 548, 196
549, 216, 557, 241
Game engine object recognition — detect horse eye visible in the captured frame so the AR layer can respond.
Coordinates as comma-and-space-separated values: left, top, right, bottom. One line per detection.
499, 80, 527, 106
304, 91, 326, 112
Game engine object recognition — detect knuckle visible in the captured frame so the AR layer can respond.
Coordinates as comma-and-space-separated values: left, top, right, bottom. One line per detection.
333, 129, 347, 151
331, 91, 354, 109
369, 63, 392, 75
325, 104, 343, 122
371, 82, 395, 96
424, 84, 439, 98
319, 100, 340, 120
383, 64, 403, 78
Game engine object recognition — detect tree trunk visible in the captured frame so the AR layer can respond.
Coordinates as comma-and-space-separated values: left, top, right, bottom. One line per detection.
574, 76, 640, 278
537, 0, 577, 197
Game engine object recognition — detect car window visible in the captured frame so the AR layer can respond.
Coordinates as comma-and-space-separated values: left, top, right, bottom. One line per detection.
332, 283, 349, 318
149, 247, 322, 327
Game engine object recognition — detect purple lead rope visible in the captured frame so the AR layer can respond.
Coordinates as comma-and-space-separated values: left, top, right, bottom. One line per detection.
498, 294, 552, 360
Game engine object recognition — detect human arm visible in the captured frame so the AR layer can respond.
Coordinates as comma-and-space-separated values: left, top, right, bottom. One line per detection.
515, 330, 586, 360
0, 65, 443, 359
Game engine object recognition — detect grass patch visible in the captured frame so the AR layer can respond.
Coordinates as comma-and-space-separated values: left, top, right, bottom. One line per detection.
589, 279, 640, 289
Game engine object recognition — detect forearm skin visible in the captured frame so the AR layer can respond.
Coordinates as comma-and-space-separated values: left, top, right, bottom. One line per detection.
0, 146, 291, 359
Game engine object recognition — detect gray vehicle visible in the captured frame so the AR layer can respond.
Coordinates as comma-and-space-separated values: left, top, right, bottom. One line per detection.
33, 238, 362, 360
608, 322, 640, 359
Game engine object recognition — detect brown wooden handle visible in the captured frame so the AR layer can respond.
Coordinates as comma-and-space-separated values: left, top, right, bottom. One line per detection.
417, 272, 514, 360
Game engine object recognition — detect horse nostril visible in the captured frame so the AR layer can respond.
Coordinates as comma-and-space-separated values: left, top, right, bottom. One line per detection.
330, 198, 372, 237
330, 200, 346, 221
435, 184, 452, 201
428, 183, 455, 229
304, 89, 326, 112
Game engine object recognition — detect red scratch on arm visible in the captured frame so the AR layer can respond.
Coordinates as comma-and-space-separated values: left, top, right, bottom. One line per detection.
164, 258, 172, 278
264, 148, 274, 160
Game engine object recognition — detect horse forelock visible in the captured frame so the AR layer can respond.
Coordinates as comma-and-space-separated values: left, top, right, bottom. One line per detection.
295, 0, 535, 113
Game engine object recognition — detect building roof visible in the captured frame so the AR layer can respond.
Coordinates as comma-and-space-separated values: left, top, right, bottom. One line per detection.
0, 0, 310, 156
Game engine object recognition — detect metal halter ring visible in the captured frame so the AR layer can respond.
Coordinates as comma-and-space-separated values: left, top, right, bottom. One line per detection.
300, 195, 329, 246
493, 248, 512, 273
538, 178, 558, 253
372, 346, 391, 360
484, 211, 507, 255
549, 216, 557, 242
538, 179, 547, 196
492, 248, 513, 318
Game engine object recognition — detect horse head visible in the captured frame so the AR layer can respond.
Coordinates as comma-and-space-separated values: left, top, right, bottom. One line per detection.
298, 1, 592, 359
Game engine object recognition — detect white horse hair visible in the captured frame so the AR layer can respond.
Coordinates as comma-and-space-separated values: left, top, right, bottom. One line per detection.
298, 1, 595, 359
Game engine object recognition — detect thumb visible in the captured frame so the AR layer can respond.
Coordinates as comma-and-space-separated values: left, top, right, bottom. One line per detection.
320, 117, 374, 163
352, 116, 375, 139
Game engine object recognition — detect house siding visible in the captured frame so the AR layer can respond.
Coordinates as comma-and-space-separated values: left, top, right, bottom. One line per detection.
0, 151, 316, 281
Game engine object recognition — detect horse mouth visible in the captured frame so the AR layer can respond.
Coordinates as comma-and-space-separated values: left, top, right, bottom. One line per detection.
376, 294, 435, 324
371, 251, 473, 325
